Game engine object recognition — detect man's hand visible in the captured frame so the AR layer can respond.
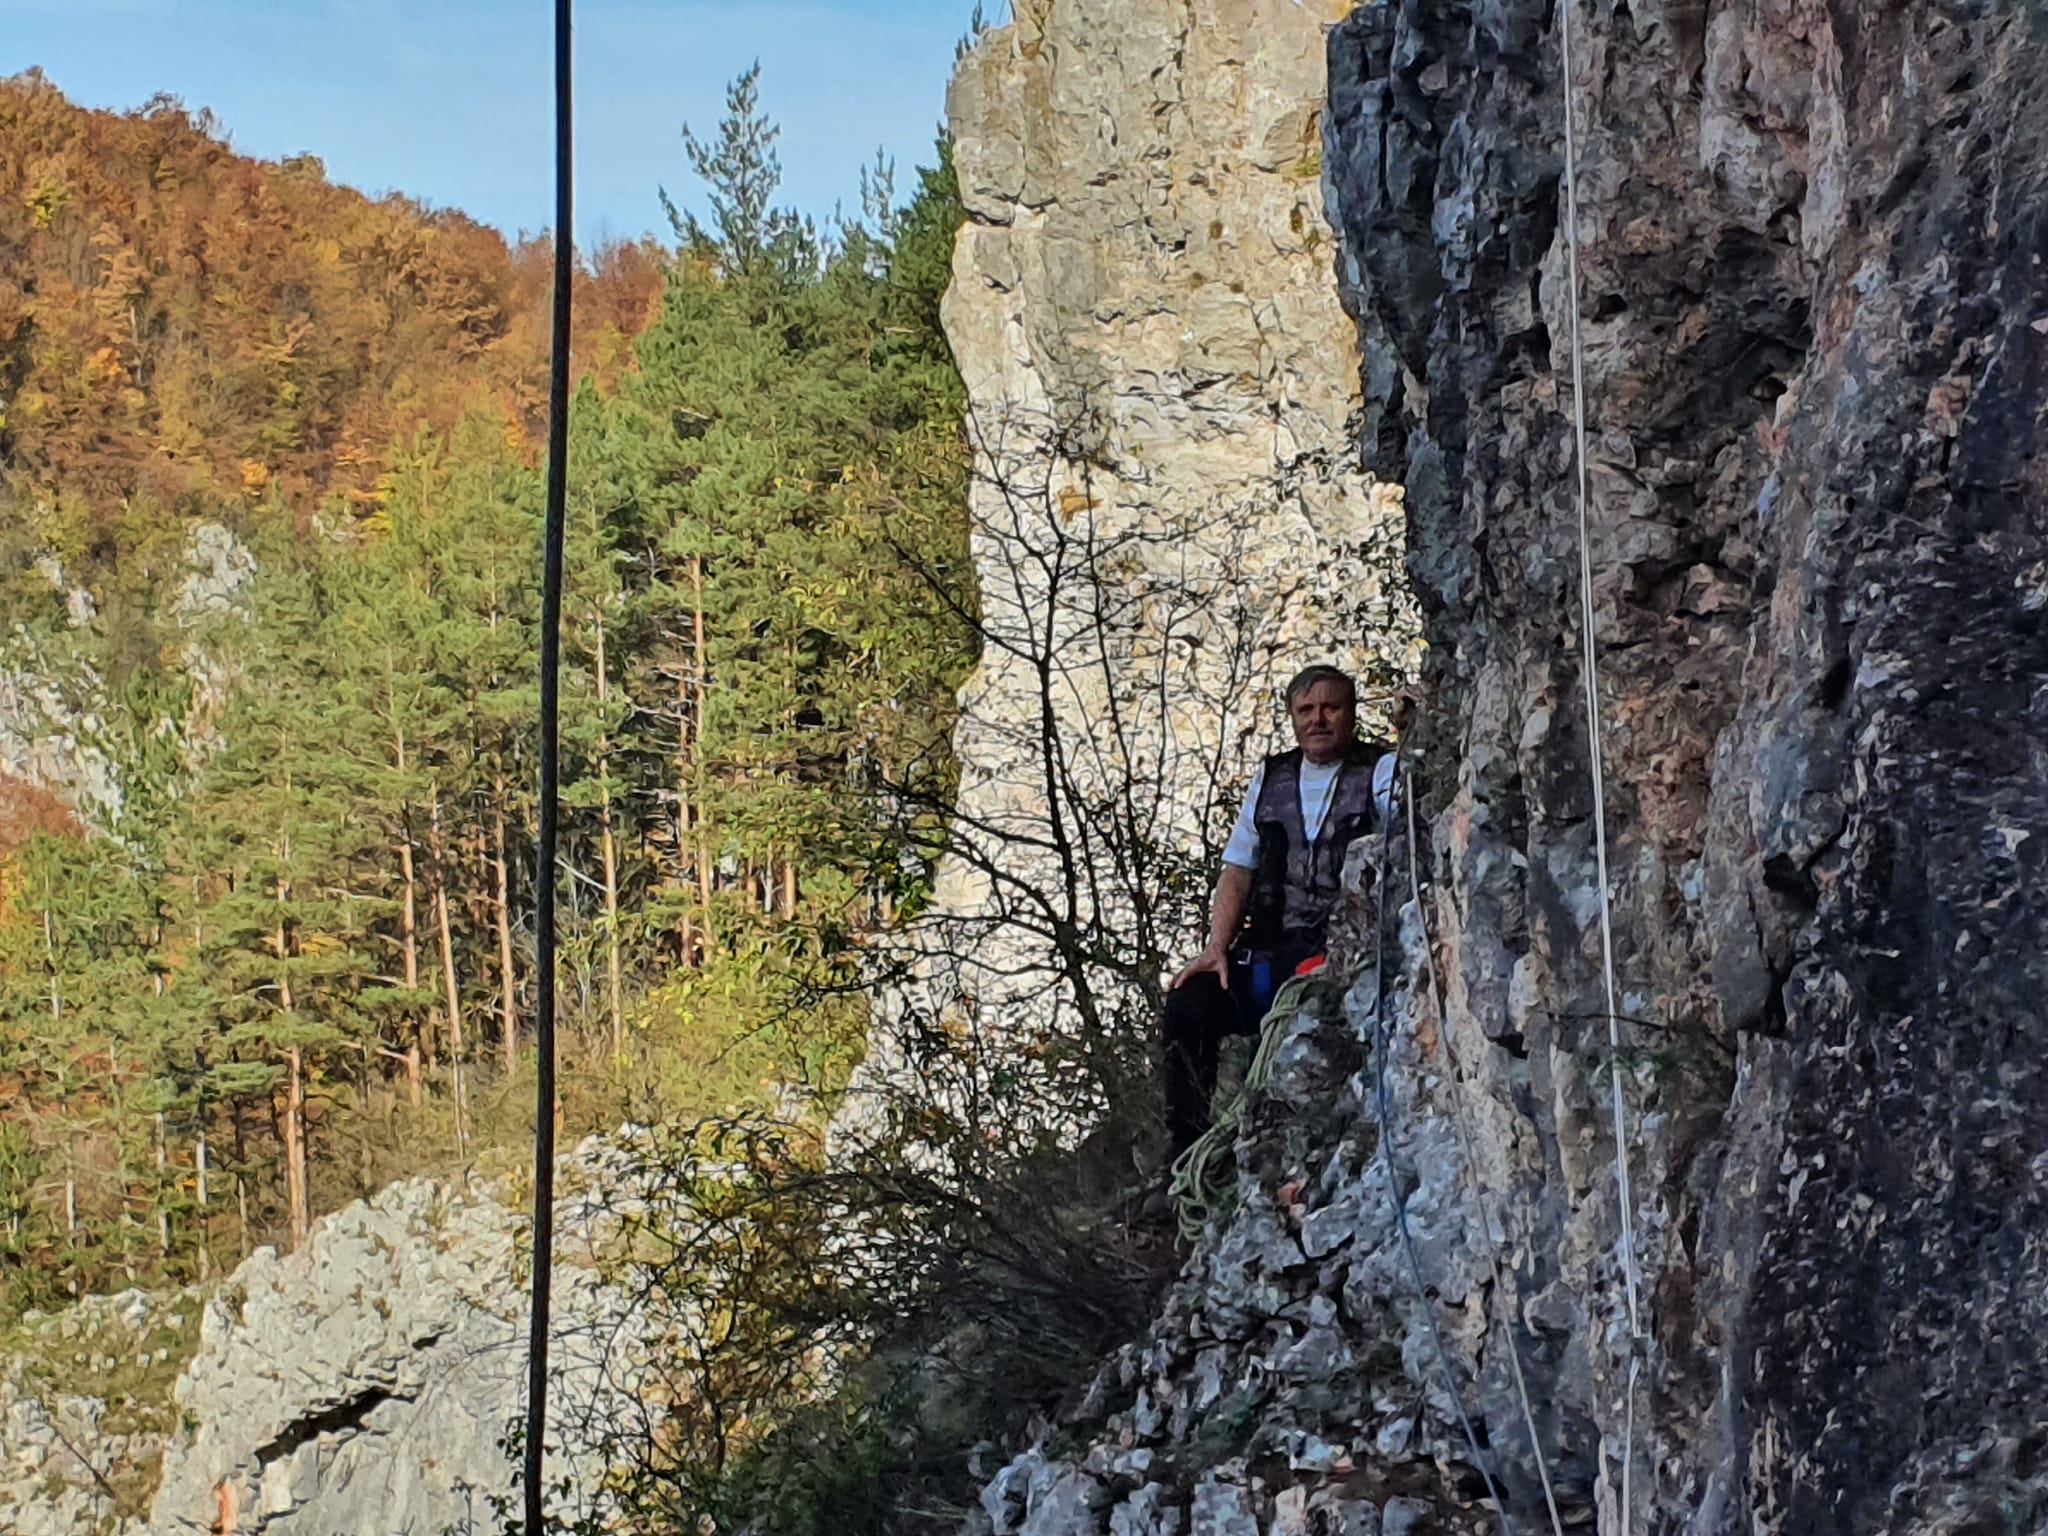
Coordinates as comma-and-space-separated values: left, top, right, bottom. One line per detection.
1170, 942, 1230, 992
1175, 865, 1253, 993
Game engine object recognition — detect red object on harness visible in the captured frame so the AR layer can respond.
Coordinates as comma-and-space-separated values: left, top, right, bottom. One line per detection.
1294, 954, 1327, 977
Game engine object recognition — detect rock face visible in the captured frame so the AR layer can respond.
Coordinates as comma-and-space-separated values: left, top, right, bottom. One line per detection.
966, 844, 1517, 1536
0, 1144, 650, 1536
0, 1289, 202, 1536
962, 1, 2048, 1533
137, 1149, 647, 1536
1327, 0, 2048, 1528
942, 0, 1414, 817
1, 523, 254, 830
840, 0, 1414, 1144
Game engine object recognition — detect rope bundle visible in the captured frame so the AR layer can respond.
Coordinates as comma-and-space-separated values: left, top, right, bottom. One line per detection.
1167, 971, 1330, 1243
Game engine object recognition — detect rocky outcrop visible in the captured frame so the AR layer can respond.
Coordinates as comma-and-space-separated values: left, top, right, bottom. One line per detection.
0, 1289, 202, 1536
941, 0, 1413, 819
0, 1143, 653, 1536
138, 1144, 650, 1536
965, 839, 1516, 1536
1, 523, 253, 831
1326, 0, 2048, 1529
965, 1, 2048, 1533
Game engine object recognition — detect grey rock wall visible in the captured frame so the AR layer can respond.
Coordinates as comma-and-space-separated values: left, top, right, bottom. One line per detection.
0, 1289, 201, 1536
1326, 0, 2048, 1529
137, 1147, 650, 1536
1, 523, 253, 831
965, 1, 2048, 1533
0, 1143, 655, 1536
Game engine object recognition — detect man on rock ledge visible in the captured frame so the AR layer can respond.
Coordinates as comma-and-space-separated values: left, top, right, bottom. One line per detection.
1163, 665, 1396, 1158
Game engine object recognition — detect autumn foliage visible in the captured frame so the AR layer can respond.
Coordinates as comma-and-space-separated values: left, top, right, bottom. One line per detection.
0, 66, 975, 1316
0, 68, 662, 558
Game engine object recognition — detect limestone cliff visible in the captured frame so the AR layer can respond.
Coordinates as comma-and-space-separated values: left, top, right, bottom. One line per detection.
963, 2, 2048, 1534
941, 0, 1413, 825
1, 1289, 202, 1536
138, 1153, 653, 1536
840, 0, 1413, 1143
0, 523, 252, 832
1329, 0, 2048, 1527
0, 1143, 651, 1536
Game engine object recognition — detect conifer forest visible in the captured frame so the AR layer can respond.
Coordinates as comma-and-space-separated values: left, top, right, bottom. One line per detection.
0, 65, 977, 1316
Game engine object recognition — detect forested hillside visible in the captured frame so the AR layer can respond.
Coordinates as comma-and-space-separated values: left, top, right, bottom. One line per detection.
0, 67, 974, 1316
0, 67, 662, 572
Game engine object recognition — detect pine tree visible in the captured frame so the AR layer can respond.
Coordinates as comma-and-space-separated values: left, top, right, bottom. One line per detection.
164, 542, 381, 1250
329, 443, 457, 1108
661, 62, 816, 279
0, 98, 981, 1300
562, 379, 639, 1058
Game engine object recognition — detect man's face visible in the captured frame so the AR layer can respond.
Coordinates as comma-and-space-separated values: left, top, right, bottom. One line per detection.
1289, 679, 1356, 766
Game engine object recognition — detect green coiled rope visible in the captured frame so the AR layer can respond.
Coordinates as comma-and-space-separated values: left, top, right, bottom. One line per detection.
1167, 971, 1329, 1243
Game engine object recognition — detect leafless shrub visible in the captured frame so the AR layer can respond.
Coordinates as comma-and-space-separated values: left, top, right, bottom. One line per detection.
549, 396, 1413, 1534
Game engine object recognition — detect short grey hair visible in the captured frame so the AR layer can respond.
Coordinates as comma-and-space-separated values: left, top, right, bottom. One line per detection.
1282, 664, 1356, 708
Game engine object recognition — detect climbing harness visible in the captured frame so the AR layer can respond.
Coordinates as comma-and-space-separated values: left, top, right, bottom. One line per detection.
1404, 768, 1568, 1536
1557, 0, 1650, 1523
523, 1, 575, 1530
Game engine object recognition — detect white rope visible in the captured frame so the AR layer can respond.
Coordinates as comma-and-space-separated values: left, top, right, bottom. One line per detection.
1404, 770, 1568, 1536
1556, 1, 1648, 1526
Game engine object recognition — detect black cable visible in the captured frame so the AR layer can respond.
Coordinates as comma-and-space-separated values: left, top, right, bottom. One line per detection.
1366, 817, 1515, 1536
523, 1, 573, 1529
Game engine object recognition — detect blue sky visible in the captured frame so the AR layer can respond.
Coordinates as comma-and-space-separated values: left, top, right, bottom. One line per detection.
1, 0, 985, 246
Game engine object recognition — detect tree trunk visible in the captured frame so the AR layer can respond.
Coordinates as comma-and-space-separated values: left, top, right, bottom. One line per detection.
692, 556, 715, 944
274, 879, 309, 1252
43, 908, 60, 1019
155, 1113, 170, 1256
492, 788, 518, 1076
399, 838, 426, 1098
428, 794, 467, 1152
195, 1132, 211, 1280
668, 643, 694, 964
595, 618, 625, 1056
395, 724, 426, 1100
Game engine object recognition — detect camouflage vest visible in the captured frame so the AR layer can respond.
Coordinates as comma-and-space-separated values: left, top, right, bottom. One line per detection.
1245, 742, 1384, 951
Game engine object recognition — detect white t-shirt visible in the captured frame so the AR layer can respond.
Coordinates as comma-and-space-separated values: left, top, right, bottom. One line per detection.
1221, 753, 1397, 870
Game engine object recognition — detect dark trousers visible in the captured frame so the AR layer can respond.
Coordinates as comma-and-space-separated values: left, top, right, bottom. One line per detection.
1163, 939, 1322, 1157
1163, 969, 1256, 1158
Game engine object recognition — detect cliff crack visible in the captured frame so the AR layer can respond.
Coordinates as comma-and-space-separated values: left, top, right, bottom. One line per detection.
251, 1386, 407, 1466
